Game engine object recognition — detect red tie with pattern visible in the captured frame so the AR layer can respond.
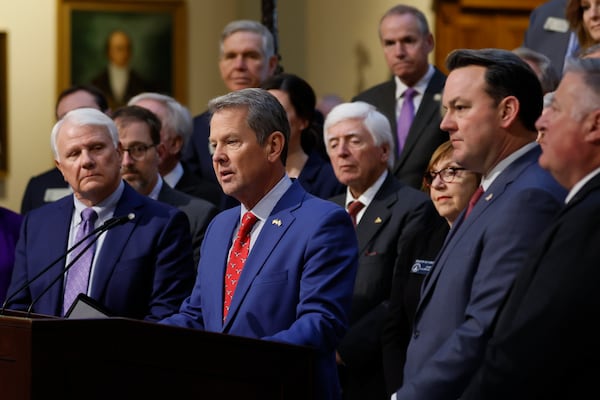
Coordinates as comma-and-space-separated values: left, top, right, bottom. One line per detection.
347, 201, 365, 227
223, 211, 258, 320
465, 186, 484, 219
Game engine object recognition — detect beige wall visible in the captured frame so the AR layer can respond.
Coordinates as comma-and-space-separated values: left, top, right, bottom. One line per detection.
0, 0, 433, 212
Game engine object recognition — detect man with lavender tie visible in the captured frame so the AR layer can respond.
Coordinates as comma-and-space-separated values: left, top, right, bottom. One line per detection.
5, 108, 195, 320
353, 4, 448, 189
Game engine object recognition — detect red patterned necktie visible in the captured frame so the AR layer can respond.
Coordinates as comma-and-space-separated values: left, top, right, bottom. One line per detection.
347, 201, 365, 227
465, 186, 484, 219
223, 211, 258, 320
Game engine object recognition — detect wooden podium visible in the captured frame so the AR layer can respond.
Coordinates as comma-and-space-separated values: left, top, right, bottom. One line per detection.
0, 311, 314, 399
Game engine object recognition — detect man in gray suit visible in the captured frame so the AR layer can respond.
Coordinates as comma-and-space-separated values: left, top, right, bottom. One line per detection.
113, 105, 218, 266
353, 4, 447, 190
325, 101, 442, 400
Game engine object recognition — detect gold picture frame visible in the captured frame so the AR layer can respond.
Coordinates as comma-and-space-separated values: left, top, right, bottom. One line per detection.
57, 0, 187, 109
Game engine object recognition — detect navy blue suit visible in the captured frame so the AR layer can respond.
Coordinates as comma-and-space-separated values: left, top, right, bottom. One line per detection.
396, 145, 566, 400
6, 183, 195, 321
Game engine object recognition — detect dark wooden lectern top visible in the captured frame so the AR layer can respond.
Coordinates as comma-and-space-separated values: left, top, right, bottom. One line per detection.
0, 311, 314, 399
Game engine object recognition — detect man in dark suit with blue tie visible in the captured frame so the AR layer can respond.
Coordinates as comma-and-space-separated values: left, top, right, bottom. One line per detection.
6, 108, 195, 320
162, 88, 358, 400
353, 5, 448, 190
394, 49, 567, 400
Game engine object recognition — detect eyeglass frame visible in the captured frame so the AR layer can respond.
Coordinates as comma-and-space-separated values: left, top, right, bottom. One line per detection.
121, 143, 156, 161
423, 166, 466, 186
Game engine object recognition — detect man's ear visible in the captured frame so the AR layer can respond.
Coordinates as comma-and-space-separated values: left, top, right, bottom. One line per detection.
584, 109, 600, 144
156, 142, 167, 159
498, 96, 520, 129
266, 131, 285, 162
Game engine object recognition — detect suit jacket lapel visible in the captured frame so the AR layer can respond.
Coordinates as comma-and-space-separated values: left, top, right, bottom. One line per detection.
90, 185, 143, 298
417, 146, 540, 313
355, 174, 397, 254
222, 183, 304, 331
44, 198, 75, 315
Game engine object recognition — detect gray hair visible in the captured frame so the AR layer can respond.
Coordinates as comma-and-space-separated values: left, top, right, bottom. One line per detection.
220, 20, 275, 59
512, 47, 559, 93
208, 88, 289, 163
323, 101, 395, 168
564, 57, 600, 120
379, 4, 430, 37
51, 107, 119, 160
128, 92, 193, 147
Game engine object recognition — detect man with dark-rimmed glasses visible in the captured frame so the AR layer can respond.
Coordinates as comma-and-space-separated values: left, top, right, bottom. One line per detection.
113, 105, 218, 266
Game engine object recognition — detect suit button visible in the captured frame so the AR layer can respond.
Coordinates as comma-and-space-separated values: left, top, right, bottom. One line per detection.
413, 330, 420, 339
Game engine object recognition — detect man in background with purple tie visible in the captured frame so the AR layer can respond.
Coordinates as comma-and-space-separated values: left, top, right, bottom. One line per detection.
5, 108, 195, 321
325, 101, 442, 400
353, 4, 448, 189
161, 88, 358, 400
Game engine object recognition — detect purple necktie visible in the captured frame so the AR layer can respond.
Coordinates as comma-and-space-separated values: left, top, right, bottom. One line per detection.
397, 87, 417, 155
63, 208, 98, 316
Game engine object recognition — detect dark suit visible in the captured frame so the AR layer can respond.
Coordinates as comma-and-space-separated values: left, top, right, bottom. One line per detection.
395, 145, 566, 400
162, 180, 359, 400
174, 162, 223, 207
183, 110, 216, 184
462, 173, 600, 400
157, 182, 218, 266
91, 67, 152, 109
331, 172, 442, 400
21, 167, 71, 214
523, 0, 571, 77
382, 219, 449, 395
183, 110, 236, 209
298, 151, 345, 200
353, 68, 448, 189
6, 183, 195, 321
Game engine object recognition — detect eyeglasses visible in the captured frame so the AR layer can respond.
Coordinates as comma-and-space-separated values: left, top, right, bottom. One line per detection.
121, 143, 155, 161
423, 167, 466, 186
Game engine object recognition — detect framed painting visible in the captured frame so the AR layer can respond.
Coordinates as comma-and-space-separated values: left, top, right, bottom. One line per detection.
57, 0, 187, 109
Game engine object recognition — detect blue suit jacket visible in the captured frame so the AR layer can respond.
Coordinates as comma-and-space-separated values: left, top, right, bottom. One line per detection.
396, 145, 567, 400
6, 183, 195, 321
162, 181, 359, 400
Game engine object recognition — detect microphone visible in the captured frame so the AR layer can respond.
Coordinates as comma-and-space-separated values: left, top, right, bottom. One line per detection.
1, 213, 135, 315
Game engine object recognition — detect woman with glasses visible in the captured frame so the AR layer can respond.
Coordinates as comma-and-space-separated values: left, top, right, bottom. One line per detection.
382, 140, 481, 396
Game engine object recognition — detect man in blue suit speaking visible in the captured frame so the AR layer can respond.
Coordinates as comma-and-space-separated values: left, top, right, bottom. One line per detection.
6, 108, 195, 321
161, 88, 359, 400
